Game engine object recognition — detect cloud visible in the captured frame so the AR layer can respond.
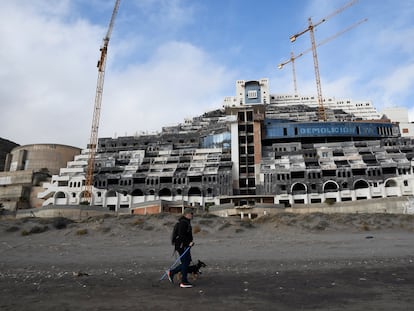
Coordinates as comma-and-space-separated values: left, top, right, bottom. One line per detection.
0, 2, 103, 147
101, 41, 236, 138
0, 1, 235, 148
367, 63, 414, 110
322, 75, 358, 98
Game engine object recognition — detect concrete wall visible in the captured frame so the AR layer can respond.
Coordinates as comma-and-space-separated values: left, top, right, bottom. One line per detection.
0, 171, 33, 210
15, 205, 112, 220
287, 196, 413, 214
209, 196, 414, 217
30, 186, 47, 208
132, 204, 162, 215
0, 170, 33, 185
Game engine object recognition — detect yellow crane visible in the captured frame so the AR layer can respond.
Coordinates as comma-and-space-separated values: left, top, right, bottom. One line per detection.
289, 0, 359, 121
84, 0, 121, 203
279, 18, 367, 95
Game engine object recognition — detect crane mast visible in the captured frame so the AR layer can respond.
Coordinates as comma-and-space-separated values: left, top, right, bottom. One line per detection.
308, 17, 326, 122
289, 0, 358, 122
84, 0, 121, 203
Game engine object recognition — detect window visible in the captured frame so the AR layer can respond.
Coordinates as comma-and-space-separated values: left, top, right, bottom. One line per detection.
247, 90, 257, 99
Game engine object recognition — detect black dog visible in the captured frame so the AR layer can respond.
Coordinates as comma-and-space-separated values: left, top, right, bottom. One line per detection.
177, 260, 207, 282
188, 260, 207, 276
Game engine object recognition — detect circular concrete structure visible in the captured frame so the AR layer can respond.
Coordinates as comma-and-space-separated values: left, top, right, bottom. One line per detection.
7, 144, 81, 175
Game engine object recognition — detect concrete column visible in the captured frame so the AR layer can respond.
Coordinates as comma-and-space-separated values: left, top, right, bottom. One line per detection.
4, 153, 11, 171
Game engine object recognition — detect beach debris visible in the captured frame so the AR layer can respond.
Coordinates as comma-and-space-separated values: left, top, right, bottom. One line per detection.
73, 271, 89, 277
76, 228, 88, 235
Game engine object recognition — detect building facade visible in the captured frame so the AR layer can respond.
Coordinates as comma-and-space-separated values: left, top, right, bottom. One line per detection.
38, 79, 414, 212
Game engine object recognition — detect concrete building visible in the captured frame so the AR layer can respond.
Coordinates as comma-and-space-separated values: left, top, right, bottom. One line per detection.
4, 144, 81, 175
0, 144, 81, 210
268, 93, 381, 120
0, 138, 18, 172
38, 79, 414, 213
382, 107, 414, 138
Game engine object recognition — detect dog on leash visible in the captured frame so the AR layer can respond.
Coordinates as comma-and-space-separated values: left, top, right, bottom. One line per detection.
176, 260, 207, 282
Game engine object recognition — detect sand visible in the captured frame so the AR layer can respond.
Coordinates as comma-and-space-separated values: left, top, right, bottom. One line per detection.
0, 212, 413, 310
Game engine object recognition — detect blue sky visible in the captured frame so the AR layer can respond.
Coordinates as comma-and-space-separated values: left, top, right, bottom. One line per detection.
1, 0, 413, 148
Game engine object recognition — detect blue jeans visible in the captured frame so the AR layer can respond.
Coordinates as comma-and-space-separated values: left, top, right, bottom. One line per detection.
171, 247, 192, 283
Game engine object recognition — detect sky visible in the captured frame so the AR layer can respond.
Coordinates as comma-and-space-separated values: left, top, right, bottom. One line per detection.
1, 0, 414, 149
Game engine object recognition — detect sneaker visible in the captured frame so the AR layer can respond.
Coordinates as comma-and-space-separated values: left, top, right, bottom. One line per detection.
180, 282, 193, 288
167, 270, 174, 284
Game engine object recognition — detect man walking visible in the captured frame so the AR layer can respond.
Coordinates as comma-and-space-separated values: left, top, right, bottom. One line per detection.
168, 207, 194, 288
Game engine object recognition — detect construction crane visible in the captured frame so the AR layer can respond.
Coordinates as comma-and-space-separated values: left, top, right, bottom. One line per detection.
279, 51, 299, 94
84, 0, 121, 203
289, 0, 359, 122
279, 18, 367, 95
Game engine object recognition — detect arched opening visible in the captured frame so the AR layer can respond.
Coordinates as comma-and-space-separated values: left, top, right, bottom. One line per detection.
323, 181, 339, 193
188, 187, 202, 196
148, 189, 155, 196
55, 191, 66, 198
291, 183, 306, 195
159, 188, 172, 197
384, 178, 400, 197
385, 179, 398, 187
354, 179, 370, 200
54, 191, 67, 205
131, 189, 144, 196
354, 180, 369, 189
206, 188, 213, 196
176, 188, 182, 195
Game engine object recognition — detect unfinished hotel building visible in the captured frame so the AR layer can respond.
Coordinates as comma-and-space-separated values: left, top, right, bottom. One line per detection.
38, 78, 414, 211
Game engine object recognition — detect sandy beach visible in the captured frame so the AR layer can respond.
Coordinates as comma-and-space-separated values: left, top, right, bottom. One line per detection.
1, 212, 413, 310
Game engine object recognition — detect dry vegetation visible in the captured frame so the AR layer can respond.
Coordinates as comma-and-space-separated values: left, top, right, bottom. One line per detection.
1, 212, 413, 238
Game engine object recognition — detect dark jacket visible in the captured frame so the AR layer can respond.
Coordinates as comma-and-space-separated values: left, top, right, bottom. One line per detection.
175, 216, 193, 251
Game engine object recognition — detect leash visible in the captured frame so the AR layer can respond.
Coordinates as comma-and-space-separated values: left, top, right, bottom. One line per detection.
159, 246, 191, 281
